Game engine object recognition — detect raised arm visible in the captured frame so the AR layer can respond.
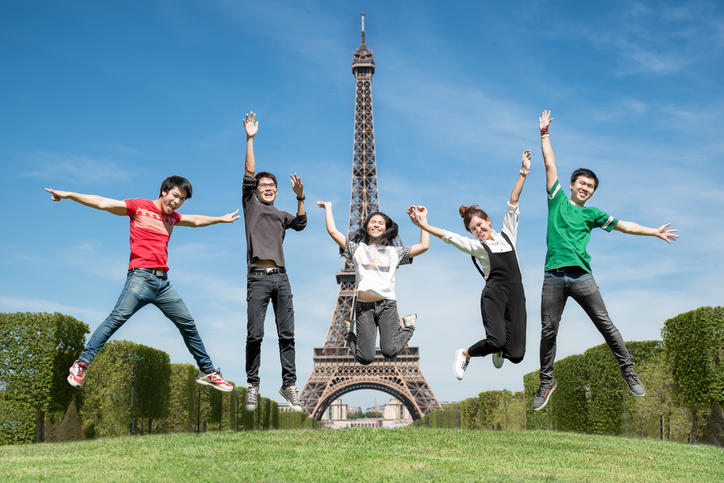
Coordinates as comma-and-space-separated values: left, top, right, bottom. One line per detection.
613, 221, 679, 244
177, 209, 240, 228
509, 149, 531, 206
407, 205, 445, 239
290, 173, 306, 217
317, 201, 345, 248
45, 188, 126, 216
244, 112, 258, 178
539, 110, 558, 191
406, 206, 430, 257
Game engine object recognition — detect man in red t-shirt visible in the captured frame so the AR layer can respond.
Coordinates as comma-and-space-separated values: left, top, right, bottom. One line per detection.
45, 175, 239, 392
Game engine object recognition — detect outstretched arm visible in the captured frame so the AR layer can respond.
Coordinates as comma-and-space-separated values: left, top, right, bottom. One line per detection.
406, 206, 430, 257
539, 110, 558, 191
509, 149, 531, 206
178, 209, 240, 227
243, 112, 258, 178
613, 221, 679, 244
44, 188, 127, 216
407, 205, 445, 239
317, 201, 345, 248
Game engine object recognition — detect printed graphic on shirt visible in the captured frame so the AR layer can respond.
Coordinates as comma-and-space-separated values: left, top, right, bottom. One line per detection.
134, 208, 177, 236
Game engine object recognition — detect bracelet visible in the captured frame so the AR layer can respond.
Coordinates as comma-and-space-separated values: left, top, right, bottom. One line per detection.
520, 168, 530, 176
540, 128, 549, 135
296, 195, 306, 201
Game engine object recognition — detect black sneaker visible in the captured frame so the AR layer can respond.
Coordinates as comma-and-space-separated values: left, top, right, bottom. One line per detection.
623, 372, 645, 397
532, 379, 557, 411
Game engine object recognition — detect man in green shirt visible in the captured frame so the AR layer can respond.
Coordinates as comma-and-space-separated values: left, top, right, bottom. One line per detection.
532, 110, 679, 411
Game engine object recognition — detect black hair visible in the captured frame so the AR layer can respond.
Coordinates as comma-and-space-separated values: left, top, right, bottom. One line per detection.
570, 168, 599, 191
255, 171, 278, 187
159, 175, 192, 199
350, 211, 399, 246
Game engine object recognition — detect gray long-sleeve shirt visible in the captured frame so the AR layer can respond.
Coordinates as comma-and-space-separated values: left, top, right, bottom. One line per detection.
242, 175, 307, 267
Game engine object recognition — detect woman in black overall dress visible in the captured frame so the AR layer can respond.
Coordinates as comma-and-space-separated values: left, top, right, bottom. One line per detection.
407, 150, 531, 380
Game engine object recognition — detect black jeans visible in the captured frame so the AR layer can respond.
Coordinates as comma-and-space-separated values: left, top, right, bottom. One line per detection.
539, 269, 633, 385
245, 271, 296, 386
345, 299, 414, 365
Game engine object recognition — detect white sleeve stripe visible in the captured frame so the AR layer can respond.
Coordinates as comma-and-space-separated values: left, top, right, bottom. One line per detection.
602, 216, 614, 230
548, 184, 561, 200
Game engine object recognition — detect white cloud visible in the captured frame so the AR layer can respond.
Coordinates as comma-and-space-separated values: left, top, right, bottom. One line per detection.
23, 152, 132, 184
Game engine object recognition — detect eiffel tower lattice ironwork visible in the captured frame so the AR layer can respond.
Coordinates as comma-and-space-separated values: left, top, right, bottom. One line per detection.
299, 14, 440, 420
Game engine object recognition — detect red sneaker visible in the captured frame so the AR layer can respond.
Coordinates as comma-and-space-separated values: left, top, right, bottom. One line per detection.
196, 369, 234, 392
67, 360, 87, 388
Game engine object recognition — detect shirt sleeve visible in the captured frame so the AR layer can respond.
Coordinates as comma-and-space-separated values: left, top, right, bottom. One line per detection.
441, 230, 488, 258
242, 175, 257, 204
591, 207, 619, 232
341, 239, 358, 262
284, 212, 307, 231
396, 246, 413, 266
547, 179, 563, 201
501, 201, 520, 247
124, 199, 138, 217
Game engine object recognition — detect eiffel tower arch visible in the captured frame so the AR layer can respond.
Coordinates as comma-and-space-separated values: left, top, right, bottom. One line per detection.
299, 14, 440, 420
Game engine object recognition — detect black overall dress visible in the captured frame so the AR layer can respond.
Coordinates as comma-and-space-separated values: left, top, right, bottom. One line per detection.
467, 232, 527, 363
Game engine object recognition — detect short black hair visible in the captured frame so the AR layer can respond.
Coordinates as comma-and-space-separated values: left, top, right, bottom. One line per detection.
255, 171, 277, 187
159, 175, 192, 199
570, 168, 599, 191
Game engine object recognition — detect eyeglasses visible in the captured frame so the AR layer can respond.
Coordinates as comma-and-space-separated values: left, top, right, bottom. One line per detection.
257, 183, 277, 190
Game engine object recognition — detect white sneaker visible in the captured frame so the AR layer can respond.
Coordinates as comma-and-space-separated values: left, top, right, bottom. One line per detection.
453, 349, 469, 380
196, 369, 234, 392
402, 314, 417, 329
245, 384, 259, 411
492, 351, 504, 369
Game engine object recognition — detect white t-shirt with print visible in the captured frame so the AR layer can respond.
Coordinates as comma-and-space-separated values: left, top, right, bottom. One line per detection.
342, 240, 412, 300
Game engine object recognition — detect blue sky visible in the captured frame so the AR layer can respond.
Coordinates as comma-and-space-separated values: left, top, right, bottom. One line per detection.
2, 1, 723, 411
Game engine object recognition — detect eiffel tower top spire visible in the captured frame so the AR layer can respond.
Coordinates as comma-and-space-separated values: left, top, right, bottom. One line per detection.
353, 13, 375, 74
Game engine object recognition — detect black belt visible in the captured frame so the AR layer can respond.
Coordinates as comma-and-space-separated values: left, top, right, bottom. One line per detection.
549, 266, 585, 273
133, 268, 167, 278
249, 266, 286, 274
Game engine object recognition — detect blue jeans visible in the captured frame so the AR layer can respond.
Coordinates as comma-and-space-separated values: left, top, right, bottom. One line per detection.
79, 269, 215, 373
539, 269, 633, 385
245, 271, 296, 387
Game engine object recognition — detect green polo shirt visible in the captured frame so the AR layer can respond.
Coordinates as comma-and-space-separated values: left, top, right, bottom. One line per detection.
545, 179, 618, 273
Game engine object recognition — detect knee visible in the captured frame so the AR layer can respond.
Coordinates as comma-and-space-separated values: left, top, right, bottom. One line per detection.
357, 355, 375, 365
507, 349, 525, 364
380, 349, 397, 360
486, 337, 505, 353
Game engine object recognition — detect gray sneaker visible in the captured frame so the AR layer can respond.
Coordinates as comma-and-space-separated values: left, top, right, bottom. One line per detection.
245, 384, 259, 411
279, 385, 303, 412
492, 351, 504, 369
623, 372, 645, 397
532, 379, 557, 411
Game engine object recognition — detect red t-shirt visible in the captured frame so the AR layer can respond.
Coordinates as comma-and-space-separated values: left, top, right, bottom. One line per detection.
124, 199, 181, 271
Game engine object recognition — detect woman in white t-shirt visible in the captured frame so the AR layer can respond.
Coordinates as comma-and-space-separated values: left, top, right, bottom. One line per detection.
317, 202, 429, 364
408, 150, 531, 380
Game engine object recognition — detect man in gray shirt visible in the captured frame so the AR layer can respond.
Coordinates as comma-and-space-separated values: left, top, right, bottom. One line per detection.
242, 112, 307, 412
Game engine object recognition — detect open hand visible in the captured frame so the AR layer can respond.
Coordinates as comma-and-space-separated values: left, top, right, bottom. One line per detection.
656, 223, 679, 244
221, 209, 240, 223
317, 201, 331, 209
539, 110, 553, 131
45, 187, 68, 202
290, 174, 304, 198
244, 112, 258, 138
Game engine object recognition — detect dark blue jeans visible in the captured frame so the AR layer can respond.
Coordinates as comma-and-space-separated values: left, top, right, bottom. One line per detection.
245, 271, 296, 387
79, 269, 215, 373
539, 269, 633, 385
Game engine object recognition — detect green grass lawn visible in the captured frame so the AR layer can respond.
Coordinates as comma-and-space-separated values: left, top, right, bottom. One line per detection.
1, 428, 721, 482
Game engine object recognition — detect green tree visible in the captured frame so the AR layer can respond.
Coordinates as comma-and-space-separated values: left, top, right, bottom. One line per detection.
164, 364, 198, 432
662, 306, 724, 445
0, 312, 88, 444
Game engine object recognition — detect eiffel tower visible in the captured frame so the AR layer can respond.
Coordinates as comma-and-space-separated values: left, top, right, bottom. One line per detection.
299, 14, 440, 420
